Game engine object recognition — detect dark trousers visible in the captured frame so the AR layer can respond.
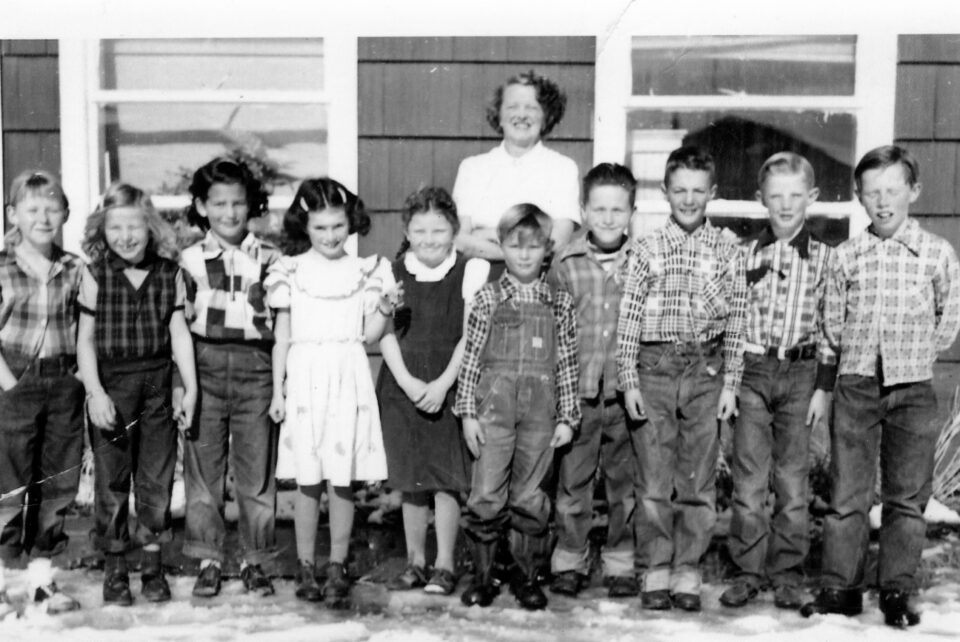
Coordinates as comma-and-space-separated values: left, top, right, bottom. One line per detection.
183, 341, 277, 565
91, 357, 177, 553
821, 375, 938, 592
728, 354, 815, 588
0, 353, 84, 561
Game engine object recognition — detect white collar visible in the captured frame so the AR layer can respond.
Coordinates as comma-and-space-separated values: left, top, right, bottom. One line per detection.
403, 250, 457, 282
494, 140, 545, 164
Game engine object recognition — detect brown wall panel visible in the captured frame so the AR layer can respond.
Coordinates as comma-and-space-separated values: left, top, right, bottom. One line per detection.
1, 55, 60, 131
1, 40, 51, 56
358, 139, 392, 210
2, 132, 61, 185
935, 66, 960, 139
381, 63, 463, 137
359, 210, 404, 258
895, 65, 936, 139
385, 140, 435, 210
901, 142, 956, 215
452, 37, 509, 62
358, 64, 385, 136
899, 34, 960, 63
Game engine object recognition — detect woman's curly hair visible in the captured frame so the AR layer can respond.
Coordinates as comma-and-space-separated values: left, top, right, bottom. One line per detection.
82, 182, 179, 263
485, 69, 567, 139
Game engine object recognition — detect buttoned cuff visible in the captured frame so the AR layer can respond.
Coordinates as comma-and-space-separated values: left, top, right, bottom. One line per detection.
815, 363, 838, 392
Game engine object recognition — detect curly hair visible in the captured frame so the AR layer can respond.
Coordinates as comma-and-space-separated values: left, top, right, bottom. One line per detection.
82, 182, 179, 264
281, 178, 370, 256
485, 69, 567, 139
185, 156, 269, 230
395, 186, 459, 259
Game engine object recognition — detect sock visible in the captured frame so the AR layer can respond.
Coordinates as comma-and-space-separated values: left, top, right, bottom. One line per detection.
240, 560, 249, 572
0, 560, 6, 592
200, 559, 221, 571
27, 558, 54, 590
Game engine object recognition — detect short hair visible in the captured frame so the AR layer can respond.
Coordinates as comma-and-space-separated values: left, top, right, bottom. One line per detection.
4, 169, 70, 246
854, 145, 920, 192
82, 182, 179, 263
757, 152, 816, 190
186, 156, 269, 230
282, 178, 370, 255
485, 70, 567, 139
582, 163, 638, 206
396, 186, 459, 259
664, 146, 716, 187
497, 203, 553, 250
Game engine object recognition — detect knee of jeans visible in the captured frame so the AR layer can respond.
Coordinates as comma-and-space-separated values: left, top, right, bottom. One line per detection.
467, 494, 507, 523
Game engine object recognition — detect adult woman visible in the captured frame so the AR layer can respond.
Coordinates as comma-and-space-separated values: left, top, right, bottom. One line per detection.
453, 70, 580, 263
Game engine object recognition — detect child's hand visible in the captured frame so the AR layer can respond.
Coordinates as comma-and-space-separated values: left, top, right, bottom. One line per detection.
401, 376, 428, 405
717, 389, 738, 421
87, 390, 118, 431
462, 417, 485, 458
269, 392, 285, 424
174, 388, 197, 433
624, 388, 647, 422
0, 374, 18, 391
415, 379, 450, 414
379, 282, 405, 316
549, 423, 573, 449
805, 389, 831, 427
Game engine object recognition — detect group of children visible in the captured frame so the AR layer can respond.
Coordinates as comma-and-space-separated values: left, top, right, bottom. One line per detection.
0, 142, 956, 630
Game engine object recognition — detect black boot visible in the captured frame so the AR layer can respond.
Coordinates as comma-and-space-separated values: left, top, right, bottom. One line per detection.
509, 532, 548, 611
461, 535, 500, 607
140, 549, 171, 603
800, 588, 863, 617
103, 553, 133, 606
880, 589, 921, 628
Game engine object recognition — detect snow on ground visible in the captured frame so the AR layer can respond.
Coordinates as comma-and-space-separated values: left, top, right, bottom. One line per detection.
2, 570, 960, 642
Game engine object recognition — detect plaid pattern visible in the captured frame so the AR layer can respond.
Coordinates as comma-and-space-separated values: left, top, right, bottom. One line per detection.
81, 253, 183, 360
0, 245, 83, 358
181, 232, 279, 342
745, 225, 838, 389
550, 235, 629, 400
454, 273, 580, 427
617, 218, 748, 394
823, 218, 960, 386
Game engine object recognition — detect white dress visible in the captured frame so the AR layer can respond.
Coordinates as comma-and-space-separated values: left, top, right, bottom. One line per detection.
265, 251, 393, 486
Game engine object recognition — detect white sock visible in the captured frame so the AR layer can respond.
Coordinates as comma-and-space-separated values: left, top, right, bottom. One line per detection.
200, 559, 221, 570
27, 558, 54, 590
0, 560, 6, 592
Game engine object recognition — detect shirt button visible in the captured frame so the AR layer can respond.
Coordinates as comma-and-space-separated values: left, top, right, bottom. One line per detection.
604, 303, 610, 310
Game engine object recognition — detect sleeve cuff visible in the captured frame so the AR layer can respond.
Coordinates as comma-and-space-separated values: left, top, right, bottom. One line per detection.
815, 363, 838, 391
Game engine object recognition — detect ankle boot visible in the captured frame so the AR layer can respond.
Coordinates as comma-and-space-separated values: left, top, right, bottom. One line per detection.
461, 535, 500, 607
103, 553, 133, 606
509, 531, 548, 611
140, 549, 171, 603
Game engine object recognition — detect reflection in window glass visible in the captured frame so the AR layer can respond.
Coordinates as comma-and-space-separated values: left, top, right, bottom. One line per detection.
100, 39, 324, 91
631, 36, 856, 96
98, 103, 328, 198
626, 109, 855, 202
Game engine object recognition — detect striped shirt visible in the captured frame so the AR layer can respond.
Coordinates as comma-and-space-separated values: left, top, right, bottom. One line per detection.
0, 244, 83, 358
744, 225, 837, 389
181, 231, 280, 342
823, 217, 960, 386
617, 218, 748, 394
550, 234, 629, 401
454, 273, 580, 427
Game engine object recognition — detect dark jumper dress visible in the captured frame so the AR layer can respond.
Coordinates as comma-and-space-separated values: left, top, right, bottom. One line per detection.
376, 252, 473, 493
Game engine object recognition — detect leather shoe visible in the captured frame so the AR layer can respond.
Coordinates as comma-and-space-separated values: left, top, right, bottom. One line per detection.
719, 580, 759, 608
550, 570, 587, 596
606, 575, 640, 598
800, 588, 863, 617
192, 563, 222, 598
672, 592, 702, 612
241, 563, 275, 597
880, 589, 921, 628
294, 561, 323, 602
461, 577, 499, 606
511, 578, 547, 610
641, 589, 672, 610
103, 554, 133, 606
773, 584, 805, 610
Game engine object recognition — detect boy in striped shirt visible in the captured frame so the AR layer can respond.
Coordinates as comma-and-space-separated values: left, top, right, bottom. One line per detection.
720, 152, 833, 611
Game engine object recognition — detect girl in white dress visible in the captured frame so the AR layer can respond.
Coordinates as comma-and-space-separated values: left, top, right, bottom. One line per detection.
265, 178, 400, 604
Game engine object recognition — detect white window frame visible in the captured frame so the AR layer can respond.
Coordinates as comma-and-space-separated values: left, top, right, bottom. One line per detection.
58, 36, 358, 255
594, 30, 899, 238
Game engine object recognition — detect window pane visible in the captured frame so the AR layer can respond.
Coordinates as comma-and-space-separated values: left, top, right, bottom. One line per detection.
626, 109, 855, 202
632, 36, 856, 96
100, 39, 324, 91
98, 103, 327, 198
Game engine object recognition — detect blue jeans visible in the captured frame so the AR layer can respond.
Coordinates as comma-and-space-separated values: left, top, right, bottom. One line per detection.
635, 342, 723, 593
0, 354, 84, 561
91, 358, 177, 553
821, 375, 938, 592
728, 353, 815, 588
552, 396, 641, 577
183, 341, 277, 566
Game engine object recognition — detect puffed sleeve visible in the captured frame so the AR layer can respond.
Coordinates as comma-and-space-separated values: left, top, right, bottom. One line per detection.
362, 255, 397, 315
264, 255, 295, 309
77, 265, 99, 316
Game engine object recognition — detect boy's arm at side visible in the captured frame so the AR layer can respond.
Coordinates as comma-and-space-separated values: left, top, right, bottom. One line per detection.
933, 241, 960, 352
554, 291, 581, 434
169, 309, 197, 431
820, 249, 846, 375
616, 242, 650, 393
720, 244, 748, 399
453, 289, 493, 421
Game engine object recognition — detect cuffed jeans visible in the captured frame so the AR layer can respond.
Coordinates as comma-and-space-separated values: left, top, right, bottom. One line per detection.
552, 395, 641, 577
634, 342, 723, 594
183, 341, 278, 565
821, 375, 938, 592
728, 353, 815, 588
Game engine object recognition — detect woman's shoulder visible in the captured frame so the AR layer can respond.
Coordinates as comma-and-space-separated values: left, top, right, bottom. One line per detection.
537, 143, 578, 172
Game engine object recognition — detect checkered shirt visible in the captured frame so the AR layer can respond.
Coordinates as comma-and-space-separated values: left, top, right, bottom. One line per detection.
745, 225, 838, 390
550, 235, 629, 401
181, 232, 280, 342
0, 245, 83, 358
454, 272, 580, 427
617, 218, 748, 394
823, 217, 960, 386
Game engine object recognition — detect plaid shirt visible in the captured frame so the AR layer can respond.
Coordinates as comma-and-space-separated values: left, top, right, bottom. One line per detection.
181, 232, 279, 342
823, 217, 960, 386
745, 225, 838, 389
0, 244, 83, 358
617, 218, 748, 394
454, 272, 580, 427
550, 235, 629, 401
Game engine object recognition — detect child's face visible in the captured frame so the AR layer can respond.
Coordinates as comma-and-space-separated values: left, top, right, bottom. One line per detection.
307, 208, 349, 259
501, 228, 547, 284
7, 193, 67, 252
105, 207, 150, 265
197, 182, 249, 245
405, 209, 455, 269
758, 172, 819, 240
583, 185, 633, 250
500, 83, 544, 149
857, 163, 920, 239
662, 168, 716, 232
